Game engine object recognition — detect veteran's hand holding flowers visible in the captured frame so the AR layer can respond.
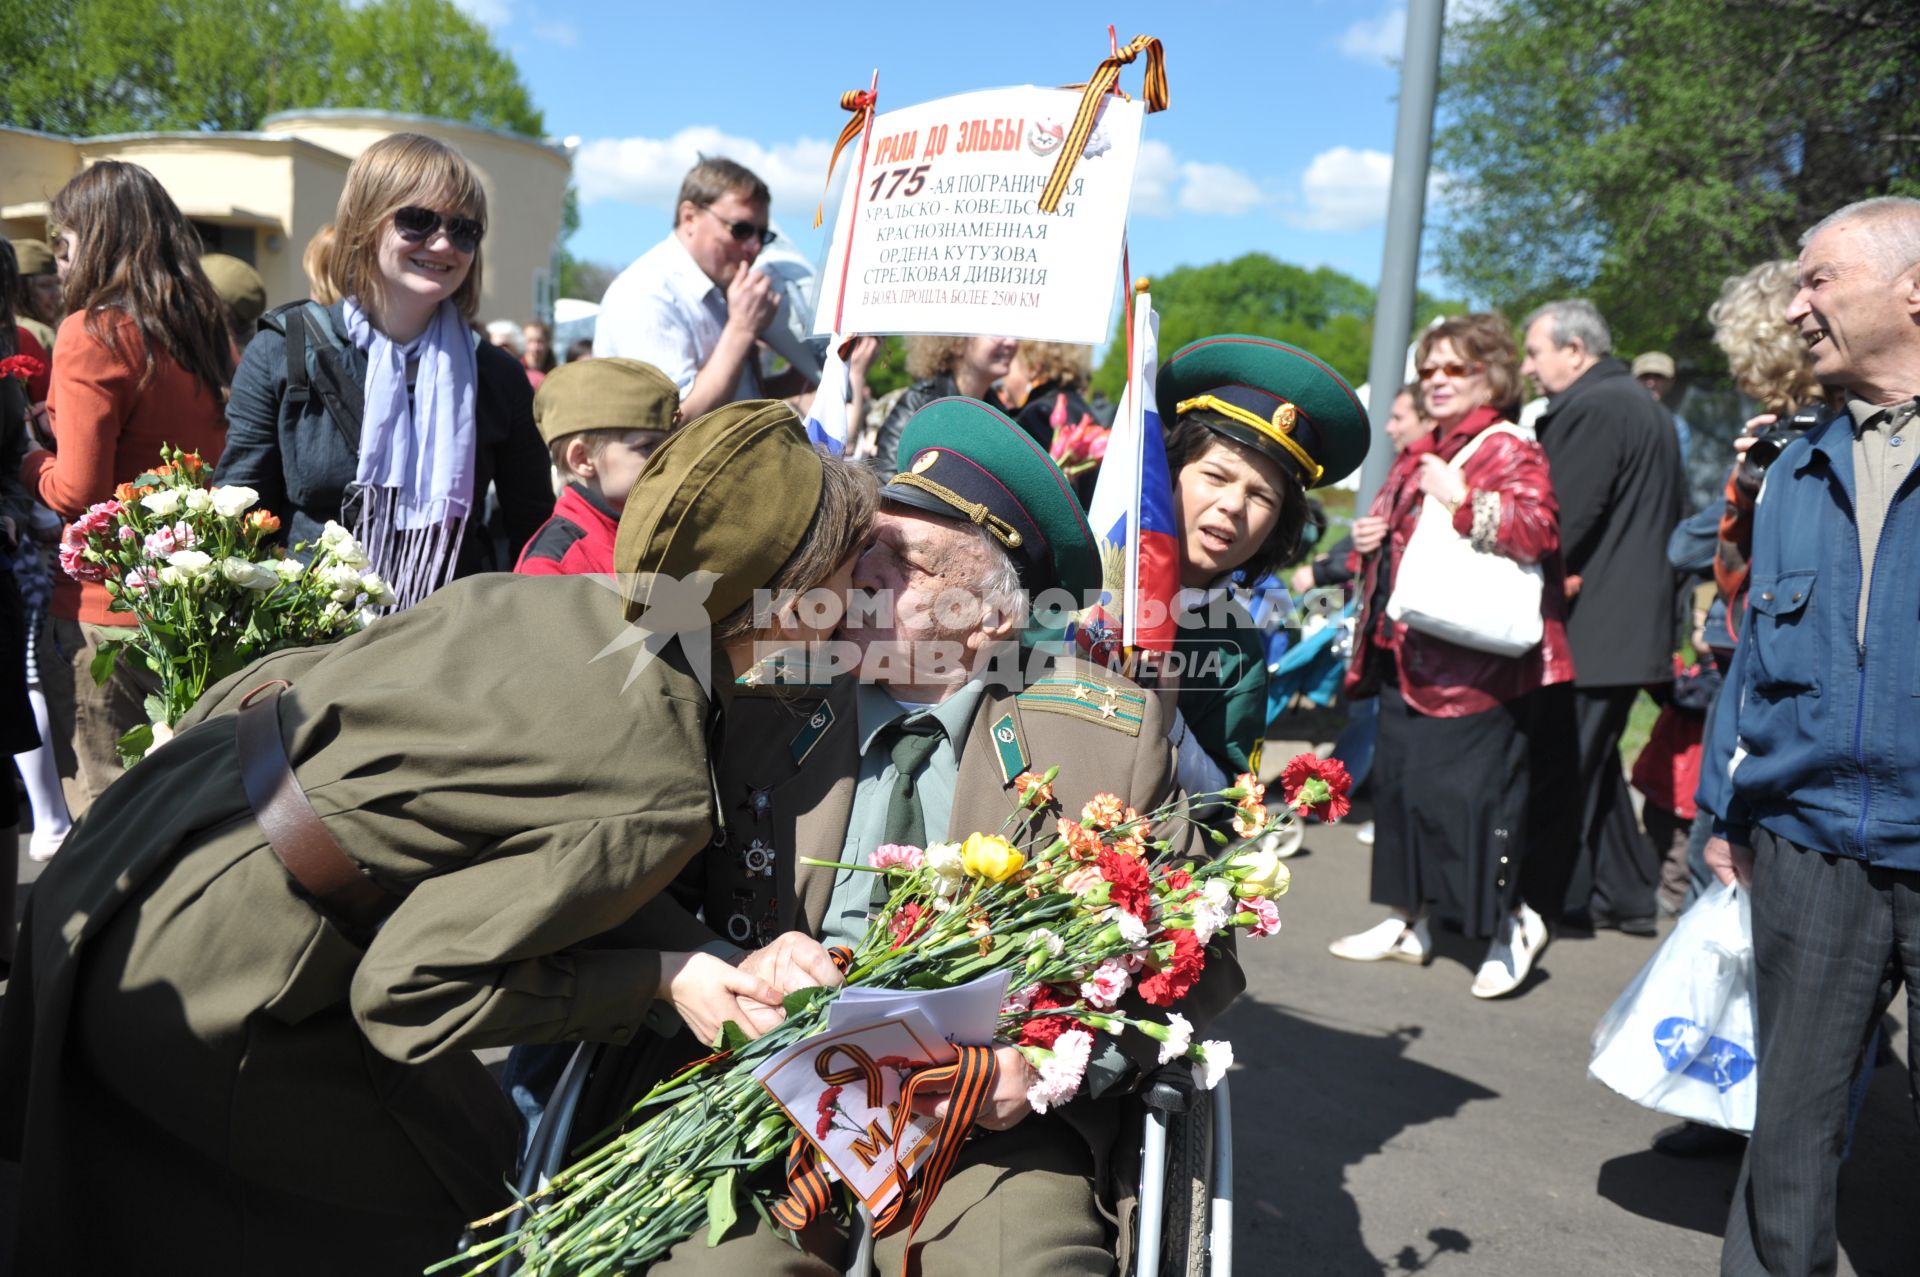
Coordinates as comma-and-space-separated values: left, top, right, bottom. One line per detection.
444, 757, 1347, 1277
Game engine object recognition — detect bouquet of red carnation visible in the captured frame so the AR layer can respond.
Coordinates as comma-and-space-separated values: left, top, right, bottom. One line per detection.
442, 760, 1344, 1276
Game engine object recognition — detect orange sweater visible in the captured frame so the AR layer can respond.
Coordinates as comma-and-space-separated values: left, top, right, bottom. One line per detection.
20, 309, 227, 626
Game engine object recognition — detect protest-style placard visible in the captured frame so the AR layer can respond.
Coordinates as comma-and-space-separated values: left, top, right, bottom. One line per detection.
813, 85, 1143, 344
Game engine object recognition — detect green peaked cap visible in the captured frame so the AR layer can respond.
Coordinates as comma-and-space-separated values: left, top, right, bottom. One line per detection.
1156, 333, 1371, 488
885, 396, 1101, 600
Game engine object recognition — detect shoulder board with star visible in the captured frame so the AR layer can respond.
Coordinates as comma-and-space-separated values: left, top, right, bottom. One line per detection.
1017, 659, 1147, 736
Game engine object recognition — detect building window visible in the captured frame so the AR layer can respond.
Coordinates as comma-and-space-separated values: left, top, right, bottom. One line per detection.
190, 221, 257, 266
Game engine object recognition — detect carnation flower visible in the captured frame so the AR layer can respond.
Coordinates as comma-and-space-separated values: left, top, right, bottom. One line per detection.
1193, 1039, 1235, 1090
1189, 895, 1232, 946
1016, 984, 1089, 1049
1028, 928, 1064, 958
815, 1084, 844, 1139
1152, 1012, 1194, 1064
117, 525, 136, 542
1002, 984, 1037, 1015
1025, 1028, 1094, 1114
1013, 768, 1056, 808
1231, 801, 1269, 838
1232, 772, 1267, 806
1079, 958, 1132, 1009
1097, 849, 1153, 922
925, 841, 967, 896
1057, 818, 1102, 860
1103, 906, 1150, 948
1243, 895, 1283, 938
1280, 753, 1353, 823
1058, 865, 1103, 896
869, 843, 925, 872
1081, 792, 1125, 830
1138, 928, 1206, 1007
888, 902, 932, 949
142, 526, 178, 559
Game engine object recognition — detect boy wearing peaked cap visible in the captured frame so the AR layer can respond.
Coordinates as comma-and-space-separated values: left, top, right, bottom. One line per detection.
517, 357, 681, 576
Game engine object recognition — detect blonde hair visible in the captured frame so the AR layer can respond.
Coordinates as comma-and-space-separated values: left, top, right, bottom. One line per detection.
329, 133, 487, 322
905, 335, 971, 381
1015, 341, 1092, 390
1709, 260, 1819, 414
303, 223, 338, 305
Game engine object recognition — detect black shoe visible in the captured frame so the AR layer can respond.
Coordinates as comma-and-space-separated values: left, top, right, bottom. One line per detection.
1651, 1120, 1747, 1158
1588, 905, 1659, 936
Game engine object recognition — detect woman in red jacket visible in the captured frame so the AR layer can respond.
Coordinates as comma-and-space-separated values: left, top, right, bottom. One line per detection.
18, 162, 232, 812
1330, 312, 1575, 998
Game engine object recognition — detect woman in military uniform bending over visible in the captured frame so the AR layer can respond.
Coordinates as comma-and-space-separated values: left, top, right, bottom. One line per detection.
0, 404, 875, 1275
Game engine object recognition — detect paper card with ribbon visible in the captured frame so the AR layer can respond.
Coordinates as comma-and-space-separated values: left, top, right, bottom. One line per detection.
754, 1010, 954, 1215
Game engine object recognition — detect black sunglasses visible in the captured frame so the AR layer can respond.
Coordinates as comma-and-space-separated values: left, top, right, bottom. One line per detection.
393, 205, 485, 255
702, 205, 776, 247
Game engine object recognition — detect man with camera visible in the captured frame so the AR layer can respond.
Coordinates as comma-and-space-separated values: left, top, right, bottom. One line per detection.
1701, 195, 1920, 1276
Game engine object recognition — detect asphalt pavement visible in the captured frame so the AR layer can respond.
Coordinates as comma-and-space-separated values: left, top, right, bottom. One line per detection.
1221, 796, 1918, 1276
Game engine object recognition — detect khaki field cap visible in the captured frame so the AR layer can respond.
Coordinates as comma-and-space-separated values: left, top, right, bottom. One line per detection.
198, 253, 267, 327
534, 357, 680, 447
1631, 351, 1676, 379
613, 400, 823, 623
10, 239, 55, 276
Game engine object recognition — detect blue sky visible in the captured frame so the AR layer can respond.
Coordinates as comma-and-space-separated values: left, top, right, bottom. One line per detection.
479, 1, 1427, 293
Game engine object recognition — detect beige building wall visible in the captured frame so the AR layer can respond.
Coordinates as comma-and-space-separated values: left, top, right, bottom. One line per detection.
0, 111, 569, 324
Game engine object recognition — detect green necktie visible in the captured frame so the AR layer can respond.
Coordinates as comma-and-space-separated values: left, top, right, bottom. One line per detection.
881, 718, 945, 848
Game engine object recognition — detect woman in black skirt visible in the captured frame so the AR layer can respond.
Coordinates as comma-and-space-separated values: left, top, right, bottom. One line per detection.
1330, 313, 1574, 998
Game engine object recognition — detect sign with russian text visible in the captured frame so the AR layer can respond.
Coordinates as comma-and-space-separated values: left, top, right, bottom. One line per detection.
813, 85, 1144, 344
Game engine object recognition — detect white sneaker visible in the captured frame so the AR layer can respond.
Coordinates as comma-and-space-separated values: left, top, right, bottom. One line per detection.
27, 824, 71, 863
1472, 904, 1548, 999
1355, 821, 1376, 846
1329, 915, 1430, 964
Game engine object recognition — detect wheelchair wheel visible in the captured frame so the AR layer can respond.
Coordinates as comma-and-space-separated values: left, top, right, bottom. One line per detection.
1157, 1093, 1215, 1276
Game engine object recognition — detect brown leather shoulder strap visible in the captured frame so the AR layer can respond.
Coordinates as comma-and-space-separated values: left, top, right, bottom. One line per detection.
237, 680, 393, 938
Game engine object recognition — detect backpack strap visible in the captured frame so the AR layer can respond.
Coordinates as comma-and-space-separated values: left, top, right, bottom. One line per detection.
266, 301, 364, 455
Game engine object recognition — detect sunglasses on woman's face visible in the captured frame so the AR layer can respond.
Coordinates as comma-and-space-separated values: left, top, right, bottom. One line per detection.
1417, 359, 1485, 381
393, 206, 485, 255
701, 205, 777, 247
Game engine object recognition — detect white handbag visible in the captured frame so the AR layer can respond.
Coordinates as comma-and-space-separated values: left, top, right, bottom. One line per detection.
1384, 424, 1545, 657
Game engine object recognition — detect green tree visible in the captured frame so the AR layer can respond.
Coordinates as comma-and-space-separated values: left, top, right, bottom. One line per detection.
0, 0, 541, 137
1091, 253, 1457, 398
1434, 0, 1920, 363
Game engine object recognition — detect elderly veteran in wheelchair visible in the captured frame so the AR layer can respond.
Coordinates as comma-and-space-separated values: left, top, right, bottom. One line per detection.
525, 388, 1365, 1275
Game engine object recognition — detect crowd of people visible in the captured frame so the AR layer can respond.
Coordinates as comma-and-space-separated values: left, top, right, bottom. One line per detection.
0, 127, 1913, 1276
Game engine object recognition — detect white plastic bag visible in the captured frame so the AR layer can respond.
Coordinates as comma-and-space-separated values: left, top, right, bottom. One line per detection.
1384, 424, 1544, 657
1587, 880, 1758, 1132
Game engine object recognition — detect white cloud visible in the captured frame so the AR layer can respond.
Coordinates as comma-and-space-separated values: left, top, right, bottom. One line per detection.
533, 19, 577, 45
1131, 140, 1179, 218
450, 0, 511, 24
1131, 141, 1268, 219
1338, 8, 1406, 63
575, 127, 836, 216
1177, 162, 1267, 217
1293, 146, 1396, 231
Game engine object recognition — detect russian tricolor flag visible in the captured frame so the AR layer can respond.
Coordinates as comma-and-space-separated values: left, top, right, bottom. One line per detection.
1083, 295, 1180, 656
804, 337, 852, 455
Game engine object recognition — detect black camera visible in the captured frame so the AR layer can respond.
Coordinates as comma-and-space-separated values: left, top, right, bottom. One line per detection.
1740, 403, 1827, 488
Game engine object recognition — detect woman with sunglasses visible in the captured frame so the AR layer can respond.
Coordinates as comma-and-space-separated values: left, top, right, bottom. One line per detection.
1331, 312, 1573, 999
217, 132, 551, 611
17, 162, 234, 812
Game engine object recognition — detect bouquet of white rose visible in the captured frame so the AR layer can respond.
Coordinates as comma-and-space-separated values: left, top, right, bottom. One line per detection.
58, 444, 391, 762
440, 756, 1352, 1276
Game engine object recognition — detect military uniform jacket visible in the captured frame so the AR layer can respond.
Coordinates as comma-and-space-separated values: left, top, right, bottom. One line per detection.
0, 573, 726, 1275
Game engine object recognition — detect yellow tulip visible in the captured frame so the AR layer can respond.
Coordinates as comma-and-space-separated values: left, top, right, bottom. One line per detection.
960, 832, 1027, 882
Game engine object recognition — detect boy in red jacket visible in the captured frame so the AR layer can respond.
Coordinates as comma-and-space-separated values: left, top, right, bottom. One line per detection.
516, 357, 679, 575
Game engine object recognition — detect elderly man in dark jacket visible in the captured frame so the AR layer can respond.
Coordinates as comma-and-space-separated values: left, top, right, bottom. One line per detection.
1520, 299, 1686, 932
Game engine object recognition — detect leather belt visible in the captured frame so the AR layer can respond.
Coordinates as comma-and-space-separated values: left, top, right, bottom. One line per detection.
237, 679, 394, 940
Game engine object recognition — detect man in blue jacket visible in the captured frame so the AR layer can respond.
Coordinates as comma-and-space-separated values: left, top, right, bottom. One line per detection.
1699, 195, 1920, 1276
